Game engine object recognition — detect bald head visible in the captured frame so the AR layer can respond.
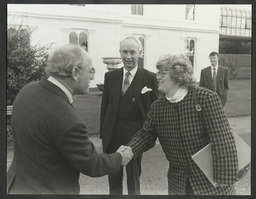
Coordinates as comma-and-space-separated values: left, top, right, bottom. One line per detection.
120, 36, 142, 51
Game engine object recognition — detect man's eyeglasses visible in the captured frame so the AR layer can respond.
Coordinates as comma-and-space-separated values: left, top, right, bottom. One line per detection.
156, 70, 169, 78
89, 68, 95, 75
88, 68, 95, 80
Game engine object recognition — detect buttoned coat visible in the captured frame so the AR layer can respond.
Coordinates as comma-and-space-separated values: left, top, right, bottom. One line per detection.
128, 86, 238, 195
7, 78, 121, 194
100, 67, 159, 152
199, 65, 229, 106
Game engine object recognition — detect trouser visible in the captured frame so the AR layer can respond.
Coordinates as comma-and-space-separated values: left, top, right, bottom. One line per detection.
106, 139, 142, 195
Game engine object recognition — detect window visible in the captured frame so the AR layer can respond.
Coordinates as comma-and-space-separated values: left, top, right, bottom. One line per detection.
79, 32, 88, 51
220, 6, 251, 37
131, 5, 143, 15
227, 16, 232, 27
241, 18, 246, 28
221, 16, 227, 27
186, 5, 195, 20
236, 17, 241, 28
185, 38, 195, 67
69, 30, 88, 51
69, 32, 78, 45
245, 18, 251, 29
221, 27, 227, 35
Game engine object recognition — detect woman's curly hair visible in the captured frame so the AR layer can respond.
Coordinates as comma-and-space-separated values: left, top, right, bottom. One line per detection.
156, 53, 196, 88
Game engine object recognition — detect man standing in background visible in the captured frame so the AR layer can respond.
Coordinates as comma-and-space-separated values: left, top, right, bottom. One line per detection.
200, 51, 229, 107
100, 36, 159, 195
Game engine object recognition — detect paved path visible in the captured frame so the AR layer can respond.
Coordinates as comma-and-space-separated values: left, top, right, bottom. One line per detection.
79, 116, 251, 195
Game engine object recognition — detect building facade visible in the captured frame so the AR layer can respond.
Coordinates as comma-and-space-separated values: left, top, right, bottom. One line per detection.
7, 4, 251, 87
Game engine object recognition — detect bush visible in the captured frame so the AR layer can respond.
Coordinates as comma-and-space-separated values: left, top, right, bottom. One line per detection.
7, 27, 52, 105
7, 23, 52, 145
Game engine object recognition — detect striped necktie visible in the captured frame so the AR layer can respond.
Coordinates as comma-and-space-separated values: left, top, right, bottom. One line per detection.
122, 71, 131, 95
213, 67, 217, 92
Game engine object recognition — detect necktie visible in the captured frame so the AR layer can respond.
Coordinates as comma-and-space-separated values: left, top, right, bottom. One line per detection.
213, 67, 217, 92
122, 71, 131, 95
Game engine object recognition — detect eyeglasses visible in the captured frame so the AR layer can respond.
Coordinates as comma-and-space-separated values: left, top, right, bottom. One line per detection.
156, 70, 169, 78
77, 67, 95, 80
88, 68, 95, 80
89, 68, 95, 75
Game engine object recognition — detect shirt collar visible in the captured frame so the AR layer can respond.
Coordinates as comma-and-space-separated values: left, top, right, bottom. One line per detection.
165, 87, 188, 103
211, 64, 218, 69
123, 66, 138, 77
47, 76, 73, 104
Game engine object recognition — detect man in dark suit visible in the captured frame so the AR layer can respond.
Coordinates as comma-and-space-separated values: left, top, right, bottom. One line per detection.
199, 51, 229, 106
7, 44, 133, 194
100, 36, 159, 195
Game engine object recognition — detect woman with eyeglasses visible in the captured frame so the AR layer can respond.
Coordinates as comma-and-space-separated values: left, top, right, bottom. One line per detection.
125, 53, 238, 195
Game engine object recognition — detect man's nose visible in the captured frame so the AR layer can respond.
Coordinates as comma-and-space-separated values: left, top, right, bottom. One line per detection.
126, 53, 132, 59
156, 75, 161, 81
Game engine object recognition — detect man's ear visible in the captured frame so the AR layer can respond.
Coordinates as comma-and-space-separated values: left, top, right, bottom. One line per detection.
139, 49, 142, 56
71, 66, 79, 81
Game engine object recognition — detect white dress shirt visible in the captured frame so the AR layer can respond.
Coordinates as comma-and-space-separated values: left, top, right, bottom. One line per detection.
123, 66, 138, 85
47, 76, 73, 104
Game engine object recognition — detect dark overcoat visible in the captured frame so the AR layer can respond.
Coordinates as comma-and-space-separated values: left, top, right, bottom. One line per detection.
7, 78, 121, 194
128, 87, 238, 195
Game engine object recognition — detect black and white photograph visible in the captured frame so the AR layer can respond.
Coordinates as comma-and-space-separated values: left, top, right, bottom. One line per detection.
1, 3, 253, 197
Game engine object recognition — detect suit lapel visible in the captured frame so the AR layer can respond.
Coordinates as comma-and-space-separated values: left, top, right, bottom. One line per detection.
112, 68, 123, 112
134, 68, 145, 104
216, 66, 222, 83
206, 66, 214, 90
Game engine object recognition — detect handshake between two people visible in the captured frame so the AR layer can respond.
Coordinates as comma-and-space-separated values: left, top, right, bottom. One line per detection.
116, 145, 133, 166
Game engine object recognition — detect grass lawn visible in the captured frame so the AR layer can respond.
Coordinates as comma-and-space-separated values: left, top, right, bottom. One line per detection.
73, 79, 251, 135
223, 79, 251, 117
73, 93, 102, 136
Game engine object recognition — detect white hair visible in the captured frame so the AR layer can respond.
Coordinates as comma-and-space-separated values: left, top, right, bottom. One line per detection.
45, 44, 89, 78
120, 36, 142, 50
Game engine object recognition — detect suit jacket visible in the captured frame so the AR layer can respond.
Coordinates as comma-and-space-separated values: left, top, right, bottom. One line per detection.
100, 67, 159, 152
7, 78, 121, 194
199, 65, 229, 106
128, 87, 238, 195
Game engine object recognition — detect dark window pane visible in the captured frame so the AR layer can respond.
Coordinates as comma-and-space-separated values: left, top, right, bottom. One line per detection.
131, 5, 143, 15
186, 4, 195, 20
79, 32, 88, 51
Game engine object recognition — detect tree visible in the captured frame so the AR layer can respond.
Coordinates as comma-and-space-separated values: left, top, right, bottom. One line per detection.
219, 39, 251, 54
7, 23, 52, 144
7, 25, 52, 105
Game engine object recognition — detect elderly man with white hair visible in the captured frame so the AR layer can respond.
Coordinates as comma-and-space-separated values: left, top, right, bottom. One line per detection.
7, 44, 133, 194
